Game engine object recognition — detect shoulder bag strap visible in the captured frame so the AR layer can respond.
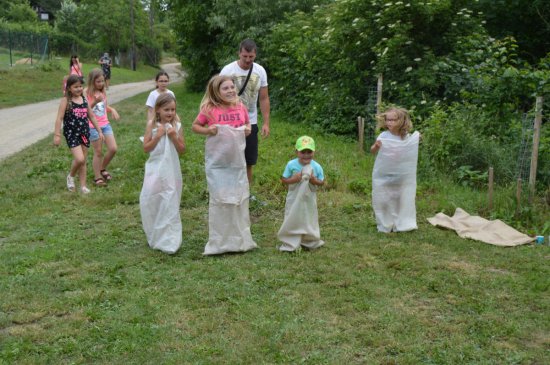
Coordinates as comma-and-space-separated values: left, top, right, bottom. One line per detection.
238, 64, 253, 96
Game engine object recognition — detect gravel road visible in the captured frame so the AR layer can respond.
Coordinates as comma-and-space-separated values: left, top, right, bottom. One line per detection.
0, 63, 183, 161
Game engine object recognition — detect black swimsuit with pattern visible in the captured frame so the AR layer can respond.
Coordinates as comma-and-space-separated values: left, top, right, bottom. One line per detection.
63, 97, 91, 149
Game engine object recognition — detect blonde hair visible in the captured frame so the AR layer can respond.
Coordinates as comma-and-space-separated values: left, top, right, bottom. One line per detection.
154, 93, 177, 127
199, 75, 240, 116
86, 68, 106, 97
376, 107, 412, 139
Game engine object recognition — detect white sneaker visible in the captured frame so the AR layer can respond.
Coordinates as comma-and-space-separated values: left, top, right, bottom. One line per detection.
66, 174, 75, 192
81, 186, 91, 194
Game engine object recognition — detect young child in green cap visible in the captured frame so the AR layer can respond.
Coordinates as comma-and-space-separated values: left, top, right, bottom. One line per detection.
277, 136, 325, 251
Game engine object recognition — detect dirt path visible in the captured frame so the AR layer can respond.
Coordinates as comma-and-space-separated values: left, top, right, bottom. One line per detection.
0, 63, 184, 161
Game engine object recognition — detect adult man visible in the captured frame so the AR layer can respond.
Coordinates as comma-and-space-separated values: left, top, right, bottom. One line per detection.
220, 39, 270, 186
98, 53, 112, 89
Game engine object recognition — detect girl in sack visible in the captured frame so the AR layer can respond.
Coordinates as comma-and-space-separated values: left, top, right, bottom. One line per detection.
192, 74, 257, 255
277, 136, 325, 252
370, 107, 420, 233
140, 93, 186, 254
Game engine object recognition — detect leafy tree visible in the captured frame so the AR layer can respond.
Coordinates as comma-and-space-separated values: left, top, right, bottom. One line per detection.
2, 0, 38, 23
29, 0, 63, 13
54, 0, 77, 34
169, 0, 328, 91
474, 0, 550, 63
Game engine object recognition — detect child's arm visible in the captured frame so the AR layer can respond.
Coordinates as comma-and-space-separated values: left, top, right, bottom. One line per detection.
281, 173, 301, 185
143, 120, 163, 152
87, 93, 104, 112
370, 140, 382, 154
309, 175, 325, 186
192, 118, 217, 136
87, 105, 104, 141
167, 124, 186, 155
244, 122, 251, 137
146, 107, 154, 122
53, 98, 67, 146
107, 105, 120, 121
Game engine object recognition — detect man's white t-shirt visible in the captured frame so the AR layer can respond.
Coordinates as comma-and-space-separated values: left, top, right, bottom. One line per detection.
220, 61, 268, 124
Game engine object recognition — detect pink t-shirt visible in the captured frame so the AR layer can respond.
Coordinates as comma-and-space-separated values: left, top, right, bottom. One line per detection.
70, 64, 82, 77
196, 103, 249, 128
87, 92, 109, 128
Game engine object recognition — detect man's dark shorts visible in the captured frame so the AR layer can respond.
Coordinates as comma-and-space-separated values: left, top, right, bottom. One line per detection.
245, 124, 259, 166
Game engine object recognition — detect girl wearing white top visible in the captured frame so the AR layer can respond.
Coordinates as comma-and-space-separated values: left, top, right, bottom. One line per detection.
145, 71, 179, 122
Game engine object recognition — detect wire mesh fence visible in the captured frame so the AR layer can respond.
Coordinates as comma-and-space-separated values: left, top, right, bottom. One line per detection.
0, 29, 49, 68
516, 112, 535, 183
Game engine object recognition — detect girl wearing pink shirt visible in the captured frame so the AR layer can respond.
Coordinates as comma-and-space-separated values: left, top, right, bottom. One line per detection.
86, 68, 120, 186
192, 75, 256, 255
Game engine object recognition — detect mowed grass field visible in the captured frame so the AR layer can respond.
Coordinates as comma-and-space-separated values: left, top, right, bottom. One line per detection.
0, 80, 549, 364
0, 55, 159, 108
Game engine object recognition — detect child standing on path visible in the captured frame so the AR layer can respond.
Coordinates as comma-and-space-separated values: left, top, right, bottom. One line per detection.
277, 136, 325, 251
145, 71, 179, 122
139, 93, 186, 254
86, 69, 120, 186
54, 75, 104, 194
370, 107, 420, 233
192, 75, 257, 255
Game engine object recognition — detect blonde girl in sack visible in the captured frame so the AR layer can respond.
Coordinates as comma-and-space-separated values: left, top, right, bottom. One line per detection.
140, 93, 186, 254
53, 75, 103, 194
86, 68, 120, 187
192, 74, 257, 255
370, 107, 420, 233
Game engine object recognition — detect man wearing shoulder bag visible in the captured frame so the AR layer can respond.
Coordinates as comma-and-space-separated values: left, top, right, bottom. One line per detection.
220, 39, 270, 192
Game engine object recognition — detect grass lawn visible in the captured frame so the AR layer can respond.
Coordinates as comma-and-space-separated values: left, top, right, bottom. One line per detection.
0, 81, 549, 364
0, 56, 159, 108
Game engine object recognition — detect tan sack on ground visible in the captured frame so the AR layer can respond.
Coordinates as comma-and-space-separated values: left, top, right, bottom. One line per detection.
427, 208, 534, 246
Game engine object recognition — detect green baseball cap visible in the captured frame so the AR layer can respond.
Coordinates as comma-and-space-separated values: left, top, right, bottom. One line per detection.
295, 136, 316, 151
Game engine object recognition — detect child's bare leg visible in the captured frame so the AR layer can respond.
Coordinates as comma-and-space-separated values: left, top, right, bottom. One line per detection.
102, 134, 117, 171
91, 139, 104, 180
69, 145, 86, 177
78, 146, 89, 188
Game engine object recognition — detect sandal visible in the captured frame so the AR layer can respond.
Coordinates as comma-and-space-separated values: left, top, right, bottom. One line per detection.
94, 177, 107, 187
100, 169, 112, 181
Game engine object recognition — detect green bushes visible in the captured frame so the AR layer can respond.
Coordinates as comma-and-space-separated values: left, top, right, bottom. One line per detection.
420, 104, 517, 182
260, 0, 549, 187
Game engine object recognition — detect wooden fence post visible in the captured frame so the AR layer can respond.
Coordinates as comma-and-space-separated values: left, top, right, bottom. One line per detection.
529, 96, 543, 203
357, 116, 365, 152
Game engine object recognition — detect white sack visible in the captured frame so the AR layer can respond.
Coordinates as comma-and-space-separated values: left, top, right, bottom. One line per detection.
278, 164, 324, 251
140, 123, 182, 254
203, 125, 257, 255
372, 131, 420, 233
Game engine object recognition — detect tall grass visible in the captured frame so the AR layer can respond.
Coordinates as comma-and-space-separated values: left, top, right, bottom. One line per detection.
0, 82, 548, 364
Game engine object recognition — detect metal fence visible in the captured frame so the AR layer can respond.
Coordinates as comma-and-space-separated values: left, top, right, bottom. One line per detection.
0, 29, 49, 68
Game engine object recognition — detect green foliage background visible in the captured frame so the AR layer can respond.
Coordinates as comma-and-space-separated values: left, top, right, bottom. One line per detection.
170, 0, 549, 188
1, 0, 173, 66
